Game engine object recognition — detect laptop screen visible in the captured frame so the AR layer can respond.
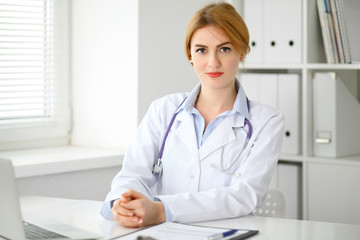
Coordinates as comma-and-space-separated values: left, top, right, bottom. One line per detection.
0, 158, 27, 239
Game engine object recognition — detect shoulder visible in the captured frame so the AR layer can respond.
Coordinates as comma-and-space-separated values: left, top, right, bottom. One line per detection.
147, 92, 189, 125
151, 92, 189, 111
249, 100, 284, 126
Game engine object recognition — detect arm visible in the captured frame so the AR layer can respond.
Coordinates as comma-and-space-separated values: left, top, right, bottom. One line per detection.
100, 94, 185, 220
100, 100, 163, 219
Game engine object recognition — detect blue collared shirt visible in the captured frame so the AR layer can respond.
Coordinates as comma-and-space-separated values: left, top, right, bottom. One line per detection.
177, 79, 249, 148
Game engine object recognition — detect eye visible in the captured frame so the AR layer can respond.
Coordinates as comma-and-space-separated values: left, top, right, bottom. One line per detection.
195, 48, 207, 54
219, 47, 231, 53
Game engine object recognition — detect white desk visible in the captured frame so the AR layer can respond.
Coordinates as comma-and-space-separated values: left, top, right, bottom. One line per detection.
20, 196, 360, 240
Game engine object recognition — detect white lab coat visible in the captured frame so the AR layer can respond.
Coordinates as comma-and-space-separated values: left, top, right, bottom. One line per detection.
101, 92, 284, 223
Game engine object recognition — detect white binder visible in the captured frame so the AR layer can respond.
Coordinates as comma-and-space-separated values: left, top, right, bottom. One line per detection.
238, 73, 259, 99
239, 73, 277, 109
258, 74, 278, 109
243, 0, 264, 63
278, 74, 301, 155
263, 0, 302, 63
240, 73, 301, 155
313, 72, 360, 157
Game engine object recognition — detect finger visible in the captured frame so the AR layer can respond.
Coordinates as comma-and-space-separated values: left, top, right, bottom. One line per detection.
120, 196, 132, 203
112, 201, 134, 217
120, 198, 142, 212
122, 189, 145, 200
113, 214, 144, 228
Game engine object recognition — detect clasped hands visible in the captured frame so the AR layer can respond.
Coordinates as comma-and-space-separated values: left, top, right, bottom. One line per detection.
111, 189, 166, 228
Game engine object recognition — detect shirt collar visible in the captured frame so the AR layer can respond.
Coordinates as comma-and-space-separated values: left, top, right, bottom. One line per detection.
176, 79, 250, 119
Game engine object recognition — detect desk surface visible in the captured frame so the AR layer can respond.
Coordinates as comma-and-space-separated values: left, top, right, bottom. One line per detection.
20, 196, 360, 240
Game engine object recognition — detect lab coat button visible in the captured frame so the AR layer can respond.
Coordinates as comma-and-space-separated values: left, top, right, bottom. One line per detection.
190, 174, 195, 179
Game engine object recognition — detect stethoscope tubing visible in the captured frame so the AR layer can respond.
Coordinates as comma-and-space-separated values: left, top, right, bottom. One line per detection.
153, 96, 252, 175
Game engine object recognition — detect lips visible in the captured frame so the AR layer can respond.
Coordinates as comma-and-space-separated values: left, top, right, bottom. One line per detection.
207, 72, 223, 78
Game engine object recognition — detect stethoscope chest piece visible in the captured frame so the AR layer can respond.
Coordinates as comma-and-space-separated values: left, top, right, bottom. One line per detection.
152, 159, 163, 175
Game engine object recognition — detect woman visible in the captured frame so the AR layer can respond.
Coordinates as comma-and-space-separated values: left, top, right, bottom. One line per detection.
101, 2, 284, 228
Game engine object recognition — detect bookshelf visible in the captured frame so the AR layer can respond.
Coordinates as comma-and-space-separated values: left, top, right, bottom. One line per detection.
238, 0, 360, 224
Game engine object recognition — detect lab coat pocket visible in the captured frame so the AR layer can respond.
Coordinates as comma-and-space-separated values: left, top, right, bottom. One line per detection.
203, 128, 248, 176
220, 128, 248, 172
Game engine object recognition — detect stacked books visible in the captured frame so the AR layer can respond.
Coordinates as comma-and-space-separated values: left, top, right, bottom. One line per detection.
316, 0, 360, 64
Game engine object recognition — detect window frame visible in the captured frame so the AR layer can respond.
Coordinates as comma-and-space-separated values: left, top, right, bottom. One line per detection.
0, 0, 70, 151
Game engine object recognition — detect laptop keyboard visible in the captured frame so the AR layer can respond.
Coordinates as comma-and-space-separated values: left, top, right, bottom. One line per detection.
24, 221, 69, 239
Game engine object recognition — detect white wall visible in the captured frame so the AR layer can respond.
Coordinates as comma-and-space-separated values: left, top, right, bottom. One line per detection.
71, 0, 232, 145
71, 0, 138, 149
17, 166, 121, 201
137, 0, 214, 122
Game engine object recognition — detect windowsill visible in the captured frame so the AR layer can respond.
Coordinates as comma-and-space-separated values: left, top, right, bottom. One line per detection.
0, 146, 125, 178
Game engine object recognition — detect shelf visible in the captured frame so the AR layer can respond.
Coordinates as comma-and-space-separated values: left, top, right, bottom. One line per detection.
305, 155, 360, 166
279, 154, 360, 166
242, 63, 303, 70
306, 64, 360, 70
242, 63, 360, 71
279, 154, 304, 163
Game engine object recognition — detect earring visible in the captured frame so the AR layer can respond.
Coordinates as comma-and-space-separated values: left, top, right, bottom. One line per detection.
189, 59, 193, 64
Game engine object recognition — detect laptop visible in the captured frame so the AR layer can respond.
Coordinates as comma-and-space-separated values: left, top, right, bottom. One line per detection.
0, 158, 101, 240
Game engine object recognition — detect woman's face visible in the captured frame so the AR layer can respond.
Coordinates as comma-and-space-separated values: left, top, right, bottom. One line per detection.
190, 25, 241, 91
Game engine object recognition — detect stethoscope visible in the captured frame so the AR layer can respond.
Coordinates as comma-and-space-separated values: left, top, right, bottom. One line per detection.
152, 96, 253, 176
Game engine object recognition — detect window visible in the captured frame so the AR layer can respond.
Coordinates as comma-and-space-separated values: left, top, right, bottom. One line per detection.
0, 0, 70, 150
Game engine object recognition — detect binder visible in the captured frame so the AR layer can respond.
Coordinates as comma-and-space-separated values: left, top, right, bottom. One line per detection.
313, 72, 360, 157
243, 0, 264, 63
239, 73, 277, 109
278, 74, 301, 155
257, 74, 277, 109
238, 73, 260, 99
240, 73, 301, 155
263, 0, 302, 63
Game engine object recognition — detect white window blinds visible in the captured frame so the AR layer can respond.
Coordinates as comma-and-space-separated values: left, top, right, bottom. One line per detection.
0, 0, 70, 148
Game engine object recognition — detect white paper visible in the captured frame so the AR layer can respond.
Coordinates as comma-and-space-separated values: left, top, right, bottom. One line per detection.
115, 222, 249, 240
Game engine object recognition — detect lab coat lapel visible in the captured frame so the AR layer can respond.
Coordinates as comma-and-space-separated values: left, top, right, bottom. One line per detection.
172, 111, 199, 155
199, 114, 245, 161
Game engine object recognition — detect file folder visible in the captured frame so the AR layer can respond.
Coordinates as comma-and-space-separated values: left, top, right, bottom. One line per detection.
240, 73, 301, 155
258, 74, 277, 109
313, 72, 360, 157
278, 74, 301, 155
239, 73, 277, 109
243, 0, 264, 63
263, 0, 302, 63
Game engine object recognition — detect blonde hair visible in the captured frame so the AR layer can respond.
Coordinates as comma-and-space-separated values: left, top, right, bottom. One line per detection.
184, 2, 250, 61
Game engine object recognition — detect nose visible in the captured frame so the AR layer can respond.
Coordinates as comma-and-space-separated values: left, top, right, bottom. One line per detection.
208, 52, 221, 68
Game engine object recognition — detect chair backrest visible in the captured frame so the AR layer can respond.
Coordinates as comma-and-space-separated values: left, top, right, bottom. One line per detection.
253, 188, 286, 218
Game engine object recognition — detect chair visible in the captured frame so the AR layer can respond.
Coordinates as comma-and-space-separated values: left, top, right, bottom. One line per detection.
253, 188, 286, 218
